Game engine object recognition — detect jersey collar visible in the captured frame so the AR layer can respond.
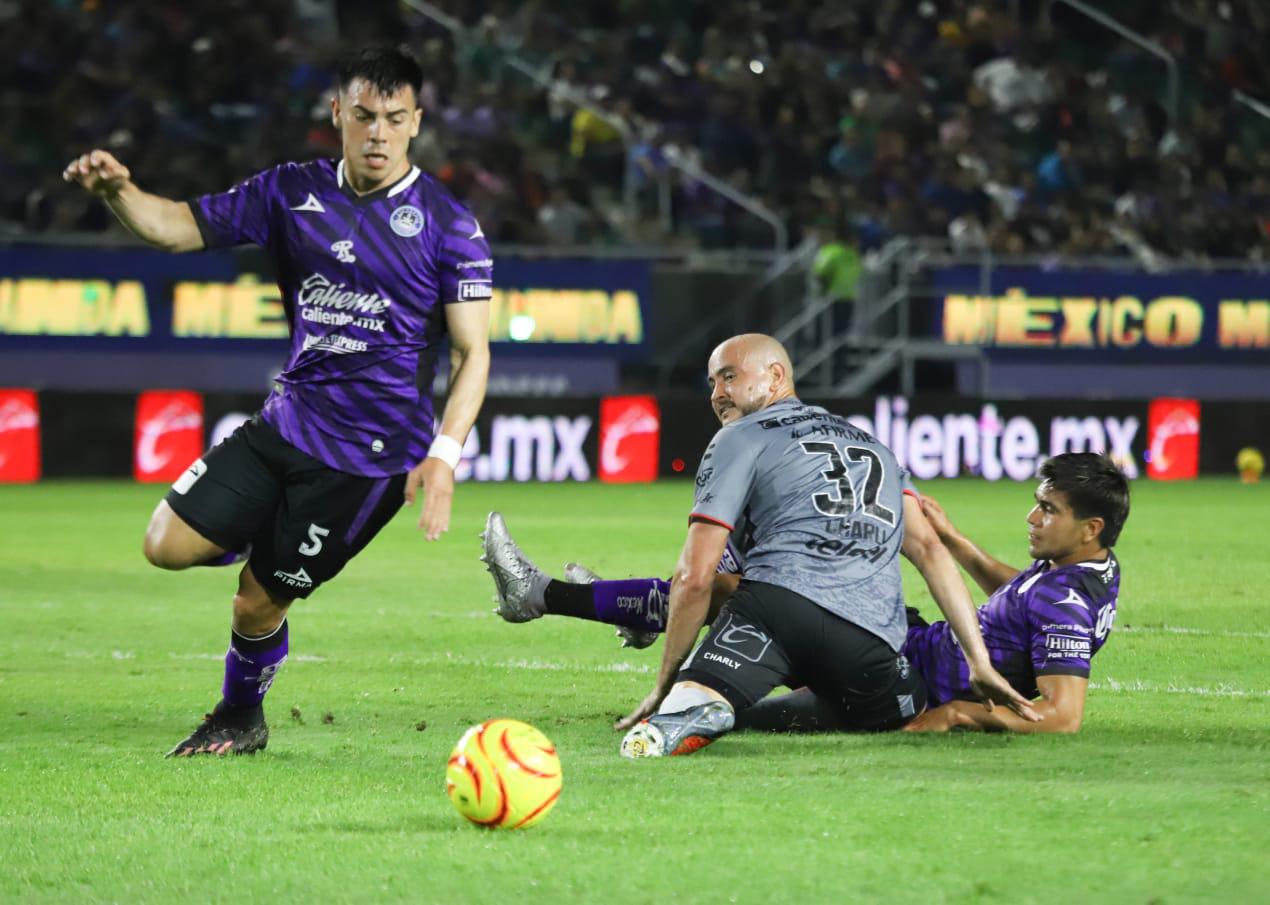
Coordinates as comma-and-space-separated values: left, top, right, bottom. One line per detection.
336, 159, 421, 203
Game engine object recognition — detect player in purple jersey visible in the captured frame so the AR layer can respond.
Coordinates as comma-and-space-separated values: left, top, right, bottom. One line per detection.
898, 452, 1128, 733
62, 46, 492, 756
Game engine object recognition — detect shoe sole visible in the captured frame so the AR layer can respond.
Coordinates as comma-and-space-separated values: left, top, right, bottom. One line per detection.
670, 735, 714, 755
166, 733, 268, 758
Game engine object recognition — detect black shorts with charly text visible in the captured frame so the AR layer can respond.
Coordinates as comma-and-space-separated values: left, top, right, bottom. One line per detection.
679, 579, 926, 732
164, 416, 406, 600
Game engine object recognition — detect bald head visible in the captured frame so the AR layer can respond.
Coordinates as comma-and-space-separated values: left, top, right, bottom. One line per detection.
706, 333, 797, 425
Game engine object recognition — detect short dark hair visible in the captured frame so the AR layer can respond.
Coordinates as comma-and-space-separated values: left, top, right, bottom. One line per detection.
1038, 452, 1131, 547
337, 45, 423, 101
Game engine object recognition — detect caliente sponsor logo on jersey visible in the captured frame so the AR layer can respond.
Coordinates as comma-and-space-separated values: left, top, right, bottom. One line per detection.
296, 273, 392, 333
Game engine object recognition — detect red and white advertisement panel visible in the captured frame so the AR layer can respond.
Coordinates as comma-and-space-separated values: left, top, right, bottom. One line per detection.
1147, 398, 1200, 480
598, 395, 660, 483
0, 389, 41, 483
134, 391, 204, 483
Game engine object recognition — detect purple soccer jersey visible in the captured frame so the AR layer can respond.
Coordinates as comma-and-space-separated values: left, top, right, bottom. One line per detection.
190, 159, 492, 477
903, 553, 1120, 706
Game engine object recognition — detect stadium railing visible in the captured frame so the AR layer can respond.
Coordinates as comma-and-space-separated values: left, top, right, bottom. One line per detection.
1045, 0, 1179, 127
655, 236, 818, 392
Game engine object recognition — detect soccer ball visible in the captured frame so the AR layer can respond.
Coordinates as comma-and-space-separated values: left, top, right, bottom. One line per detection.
445, 719, 562, 829
1236, 447, 1264, 483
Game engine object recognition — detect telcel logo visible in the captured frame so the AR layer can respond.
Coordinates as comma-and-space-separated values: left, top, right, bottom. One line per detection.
599, 396, 659, 483
1146, 398, 1200, 481
134, 391, 204, 483
0, 390, 40, 483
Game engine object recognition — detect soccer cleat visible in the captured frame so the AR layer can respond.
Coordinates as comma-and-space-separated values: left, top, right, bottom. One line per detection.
480, 512, 547, 623
564, 562, 660, 650
563, 562, 600, 584
619, 700, 736, 758
165, 701, 269, 758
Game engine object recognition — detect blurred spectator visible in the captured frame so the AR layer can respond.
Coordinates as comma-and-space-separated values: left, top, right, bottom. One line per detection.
537, 183, 590, 245
813, 223, 862, 306
4, 0, 1268, 261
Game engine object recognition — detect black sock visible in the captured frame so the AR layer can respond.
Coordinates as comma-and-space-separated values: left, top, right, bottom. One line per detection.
543, 579, 598, 620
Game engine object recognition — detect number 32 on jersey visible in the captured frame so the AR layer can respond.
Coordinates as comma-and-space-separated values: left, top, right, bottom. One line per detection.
800, 441, 898, 527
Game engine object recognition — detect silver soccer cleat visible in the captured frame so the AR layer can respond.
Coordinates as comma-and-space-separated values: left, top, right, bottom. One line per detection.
564, 562, 660, 650
619, 700, 736, 758
480, 512, 547, 623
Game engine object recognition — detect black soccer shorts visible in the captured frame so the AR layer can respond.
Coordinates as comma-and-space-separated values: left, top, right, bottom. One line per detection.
164, 416, 406, 600
678, 579, 927, 732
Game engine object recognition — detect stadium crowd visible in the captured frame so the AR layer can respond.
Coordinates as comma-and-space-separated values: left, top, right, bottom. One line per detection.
4, 0, 1267, 261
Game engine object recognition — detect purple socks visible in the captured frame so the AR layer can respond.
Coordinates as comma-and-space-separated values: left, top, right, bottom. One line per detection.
222, 620, 289, 709
589, 578, 671, 632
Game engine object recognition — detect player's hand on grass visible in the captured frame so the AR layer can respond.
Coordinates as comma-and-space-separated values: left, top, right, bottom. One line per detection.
614, 689, 666, 731
968, 662, 1042, 721
405, 457, 455, 541
62, 150, 131, 197
919, 495, 956, 542
902, 704, 974, 733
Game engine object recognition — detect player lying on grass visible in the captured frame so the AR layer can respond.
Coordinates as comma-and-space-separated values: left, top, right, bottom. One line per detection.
63, 46, 492, 756
484, 451, 1127, 735
486, 333, 1036, 757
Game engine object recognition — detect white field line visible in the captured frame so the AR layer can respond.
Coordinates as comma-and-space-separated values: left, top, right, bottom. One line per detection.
1093, 677, 1268, 698
385, 652, 652, 674
1118, 625, 1270, 641
63, 651, 327, 663
165, 653, 329, 663
66, 651, 645, 673
60, 649, 1263, 696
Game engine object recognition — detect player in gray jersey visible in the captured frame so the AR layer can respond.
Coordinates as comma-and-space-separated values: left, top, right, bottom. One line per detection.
62, 46, 491, 757
487, 444, 1125, 736
599, 334, 1036, 757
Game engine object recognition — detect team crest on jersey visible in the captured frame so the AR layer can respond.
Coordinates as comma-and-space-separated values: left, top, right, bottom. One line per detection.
390, 205, 425, 237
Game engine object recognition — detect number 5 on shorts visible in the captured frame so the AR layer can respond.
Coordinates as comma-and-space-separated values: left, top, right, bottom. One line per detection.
299, 523, 330, 557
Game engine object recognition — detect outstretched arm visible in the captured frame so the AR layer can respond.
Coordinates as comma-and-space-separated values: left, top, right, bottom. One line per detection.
920, 495, 1020, 596
615, 520, 730, 730
901, 494, 1040, 722
62, 150, 203, 252
904, 675, 1087, 733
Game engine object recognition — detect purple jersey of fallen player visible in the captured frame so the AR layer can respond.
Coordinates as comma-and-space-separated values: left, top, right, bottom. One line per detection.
903, 552, 1120, 706
189, 159, 493, 477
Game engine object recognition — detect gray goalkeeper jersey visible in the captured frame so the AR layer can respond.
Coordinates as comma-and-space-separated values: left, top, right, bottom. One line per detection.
691, 397, 915, 651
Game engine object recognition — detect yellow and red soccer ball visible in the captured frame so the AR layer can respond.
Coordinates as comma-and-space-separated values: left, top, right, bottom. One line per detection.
1236, 447, 1264, 483
445, 719, 562, 829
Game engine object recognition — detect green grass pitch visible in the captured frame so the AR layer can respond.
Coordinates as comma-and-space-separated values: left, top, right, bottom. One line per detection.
0, 478, 1266, 903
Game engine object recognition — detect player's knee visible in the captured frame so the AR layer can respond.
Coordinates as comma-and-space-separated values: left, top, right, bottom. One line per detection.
143, 503, 206, 570
142, 527, 191, 570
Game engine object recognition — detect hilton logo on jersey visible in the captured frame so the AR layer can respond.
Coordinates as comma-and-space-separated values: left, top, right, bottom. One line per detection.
458, 279, 493, 301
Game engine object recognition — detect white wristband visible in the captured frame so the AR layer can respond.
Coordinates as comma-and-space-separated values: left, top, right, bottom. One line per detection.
426, 434, 463, 470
